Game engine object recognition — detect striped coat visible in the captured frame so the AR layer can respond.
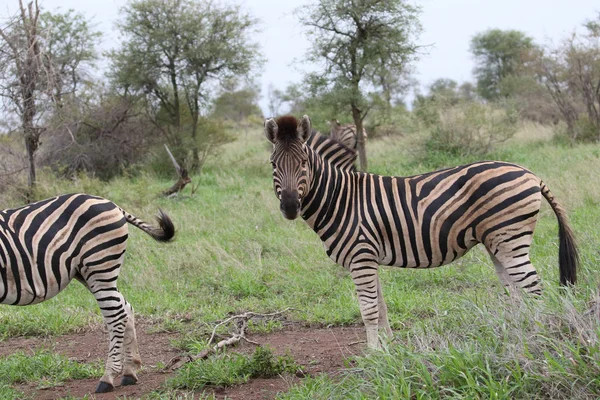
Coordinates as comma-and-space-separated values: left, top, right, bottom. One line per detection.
0, 193, 174, 393
265, 115, 578, 349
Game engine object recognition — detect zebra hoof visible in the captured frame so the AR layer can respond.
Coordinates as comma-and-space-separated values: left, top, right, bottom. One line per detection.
95, 381, 114, 393
121, 375, 138, 386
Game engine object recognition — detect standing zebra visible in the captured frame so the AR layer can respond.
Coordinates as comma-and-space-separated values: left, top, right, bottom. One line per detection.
265, 115, 578, 349
0, 193, 175, 393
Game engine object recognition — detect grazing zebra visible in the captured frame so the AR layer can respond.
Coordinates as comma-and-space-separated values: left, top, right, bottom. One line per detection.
264, 115, 578, 349
0, 193, 175, 393
328, 119, 368, 150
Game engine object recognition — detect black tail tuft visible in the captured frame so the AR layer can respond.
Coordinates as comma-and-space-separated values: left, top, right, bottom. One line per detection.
558, 222, 578, 286
540, 181, 578, 287
153, 209, 175, 242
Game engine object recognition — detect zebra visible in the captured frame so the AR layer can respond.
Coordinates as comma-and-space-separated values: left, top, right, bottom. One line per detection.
328, 119, 368, 150
264, 114, 578, 349
306, 129, 357, 172
0, 193, 175, 393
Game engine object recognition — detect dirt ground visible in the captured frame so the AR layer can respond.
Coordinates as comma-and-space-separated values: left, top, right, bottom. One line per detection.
0, 323, 366, 399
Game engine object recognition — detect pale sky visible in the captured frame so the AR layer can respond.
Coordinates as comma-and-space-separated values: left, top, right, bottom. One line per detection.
1, 0, 598, 114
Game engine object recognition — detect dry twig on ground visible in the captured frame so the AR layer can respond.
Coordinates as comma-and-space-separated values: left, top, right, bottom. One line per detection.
163, 308, 293, 371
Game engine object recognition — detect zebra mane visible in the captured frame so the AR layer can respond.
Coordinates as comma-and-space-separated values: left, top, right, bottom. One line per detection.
275, 115, 300, 143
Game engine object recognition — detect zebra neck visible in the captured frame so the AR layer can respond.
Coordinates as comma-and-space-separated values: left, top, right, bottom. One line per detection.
301, 148, 356, 236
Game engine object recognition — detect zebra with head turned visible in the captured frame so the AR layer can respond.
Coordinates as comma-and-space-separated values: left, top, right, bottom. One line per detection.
265, 114, 578, 349
0, 193, 175, 393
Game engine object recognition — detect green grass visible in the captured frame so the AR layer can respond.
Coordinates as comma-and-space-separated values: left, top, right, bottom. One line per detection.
0, 125, 599, 398
168, 346, 297, 391
0, 350, 101, 397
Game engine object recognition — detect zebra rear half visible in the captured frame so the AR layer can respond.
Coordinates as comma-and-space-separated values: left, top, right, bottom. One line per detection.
265, 115, 578, 350
0, 193, 174, 393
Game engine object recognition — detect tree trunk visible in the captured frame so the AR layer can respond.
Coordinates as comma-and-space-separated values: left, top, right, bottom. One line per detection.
25, 134, 37, 191
352, 104, 367, 171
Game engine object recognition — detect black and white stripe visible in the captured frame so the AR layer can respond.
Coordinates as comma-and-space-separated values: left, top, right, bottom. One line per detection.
0, 193, 174, 393
328, 119, 367, 150
265, 115, 578, 349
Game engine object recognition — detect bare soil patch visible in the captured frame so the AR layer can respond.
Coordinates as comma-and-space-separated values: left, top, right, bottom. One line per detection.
0, 323, 365, 399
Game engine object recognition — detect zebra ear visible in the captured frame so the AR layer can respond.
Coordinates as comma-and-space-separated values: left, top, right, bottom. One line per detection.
264, 118, 278, 144
297, 115, 312, 143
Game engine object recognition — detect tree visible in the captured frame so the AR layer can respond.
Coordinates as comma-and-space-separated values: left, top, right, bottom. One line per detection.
471, 29, 535, 100
535, 17, 600, 141
211, 79, 262, 124
40, 9, 101, 106
266, 84, 284, 117
0, 0, 46, 191
0, 3, 101, 192
300, 0, 421, 171
109, 0, 262, 169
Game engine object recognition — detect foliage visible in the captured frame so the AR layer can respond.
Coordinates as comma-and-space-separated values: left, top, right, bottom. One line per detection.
40, 93, 156, 180
471, 29, 536, 100
0, 4, 102, 192
535, 17, 600, 142
414, 78, 478, 108
417, 97, 519, 157
149, 117, 235, 178
109, 0, 262, 170
211, 79, 262, 124
40, 9, 102, 104
299, 0, 422, 170
169, 346, 298, 390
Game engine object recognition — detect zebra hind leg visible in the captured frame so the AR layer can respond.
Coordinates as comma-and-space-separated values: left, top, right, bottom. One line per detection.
350, 260, 383, 349
121, 301, 142, 386
487, 230, 542, 296
82, 259, 133, 393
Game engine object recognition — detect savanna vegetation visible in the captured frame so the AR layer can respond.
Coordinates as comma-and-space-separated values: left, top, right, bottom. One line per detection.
1, 0, 600, 399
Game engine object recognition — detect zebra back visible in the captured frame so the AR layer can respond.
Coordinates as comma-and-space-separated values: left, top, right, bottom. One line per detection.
307, 130, 357, 171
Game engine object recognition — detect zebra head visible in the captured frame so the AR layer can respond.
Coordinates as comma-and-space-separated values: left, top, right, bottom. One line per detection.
264, 115, 312, 220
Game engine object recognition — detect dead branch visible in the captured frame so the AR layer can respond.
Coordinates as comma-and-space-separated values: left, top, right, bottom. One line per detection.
163, 308, 293, 371
162, 144, 191, 197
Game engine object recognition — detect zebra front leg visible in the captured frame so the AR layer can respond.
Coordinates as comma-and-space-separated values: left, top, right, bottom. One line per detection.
121, 301, 142, 386
350, 260, 382, 349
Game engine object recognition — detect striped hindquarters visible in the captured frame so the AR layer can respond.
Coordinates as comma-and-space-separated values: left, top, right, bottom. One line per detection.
356, 161, 544, 269
0, 194, 129, 305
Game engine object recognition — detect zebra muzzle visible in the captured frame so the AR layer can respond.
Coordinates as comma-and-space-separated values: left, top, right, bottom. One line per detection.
280, 190, 301, 220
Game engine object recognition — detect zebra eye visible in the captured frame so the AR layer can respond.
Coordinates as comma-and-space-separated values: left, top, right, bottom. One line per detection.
301, 160, 307, 168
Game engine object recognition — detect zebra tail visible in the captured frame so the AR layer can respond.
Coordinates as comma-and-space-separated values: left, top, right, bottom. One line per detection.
540, 181, 578, 286
121, 208, 175, 242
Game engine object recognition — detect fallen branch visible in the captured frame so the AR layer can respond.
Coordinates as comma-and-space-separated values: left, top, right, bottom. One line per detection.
163, 308, 294, 371
162, 144, 191, 197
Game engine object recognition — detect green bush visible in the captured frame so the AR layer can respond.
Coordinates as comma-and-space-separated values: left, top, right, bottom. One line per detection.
418, 97, 518, 157
148, 117, 236, 178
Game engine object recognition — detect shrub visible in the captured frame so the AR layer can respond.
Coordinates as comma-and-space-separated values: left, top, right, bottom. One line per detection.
419, 98, 518, 157
148, 117, 235, 178
40, 96, 156, 180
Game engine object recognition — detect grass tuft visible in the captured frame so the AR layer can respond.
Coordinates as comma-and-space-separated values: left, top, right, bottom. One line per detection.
168, 346, 298, 391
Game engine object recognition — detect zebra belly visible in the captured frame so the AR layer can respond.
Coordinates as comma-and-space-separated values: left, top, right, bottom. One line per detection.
1, 256, 79, 306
